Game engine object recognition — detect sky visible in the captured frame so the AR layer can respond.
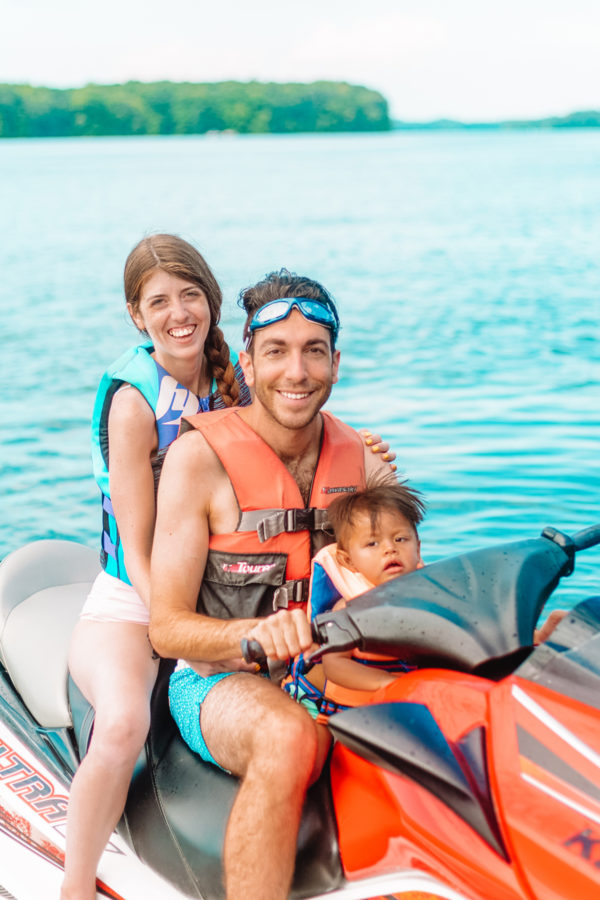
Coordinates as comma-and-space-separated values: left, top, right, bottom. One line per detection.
2, 0, 599, 122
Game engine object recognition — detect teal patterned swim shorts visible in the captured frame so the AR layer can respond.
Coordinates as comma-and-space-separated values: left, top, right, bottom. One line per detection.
168, 665, 237, 771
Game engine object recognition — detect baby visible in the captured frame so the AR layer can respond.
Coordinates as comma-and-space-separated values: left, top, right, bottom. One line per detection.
285, 483, 425, 718
285, 483, 564, 720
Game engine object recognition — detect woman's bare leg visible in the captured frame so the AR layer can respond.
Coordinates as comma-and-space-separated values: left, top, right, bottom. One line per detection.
60, 621, 158, 900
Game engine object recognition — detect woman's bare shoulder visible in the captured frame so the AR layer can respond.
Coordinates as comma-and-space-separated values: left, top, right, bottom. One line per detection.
109, 383, 154, 422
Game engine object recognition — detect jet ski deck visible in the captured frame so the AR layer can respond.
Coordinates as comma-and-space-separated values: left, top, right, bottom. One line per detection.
0, 526, 598, 899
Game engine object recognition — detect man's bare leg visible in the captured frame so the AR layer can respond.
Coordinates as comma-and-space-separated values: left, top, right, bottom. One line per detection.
201, 673, 325, 900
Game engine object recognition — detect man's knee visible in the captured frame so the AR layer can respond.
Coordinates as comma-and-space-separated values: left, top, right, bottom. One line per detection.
253, 702, 318, 779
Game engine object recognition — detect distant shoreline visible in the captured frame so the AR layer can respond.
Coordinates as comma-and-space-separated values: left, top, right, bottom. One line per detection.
0, 80, 390, 139
2, 80, 597, 139
393, 110, 600, 130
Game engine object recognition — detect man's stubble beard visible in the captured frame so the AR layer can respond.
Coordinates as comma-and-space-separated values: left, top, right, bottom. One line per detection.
252, 379, 333, 433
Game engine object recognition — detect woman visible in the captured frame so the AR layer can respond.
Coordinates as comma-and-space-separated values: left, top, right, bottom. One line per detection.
62, 234, 250, 900
63, 235, 394, 898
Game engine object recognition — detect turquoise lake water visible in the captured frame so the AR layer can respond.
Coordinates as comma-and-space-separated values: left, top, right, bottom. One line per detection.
1, 130, 598, 610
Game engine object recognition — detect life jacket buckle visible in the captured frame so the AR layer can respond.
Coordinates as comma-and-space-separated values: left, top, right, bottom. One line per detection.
285, 508, 313, 532
256, 508, 331, 541
273, 579, 308, 610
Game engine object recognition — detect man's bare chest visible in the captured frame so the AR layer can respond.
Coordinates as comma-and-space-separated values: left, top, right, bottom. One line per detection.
207, 452, 317, 534
281, 455, 316, 505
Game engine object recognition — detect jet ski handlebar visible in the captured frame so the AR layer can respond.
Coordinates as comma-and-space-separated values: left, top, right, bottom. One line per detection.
241, 638, 267, 665
242, 524, 600, 671
569, 524, 600, 552
241, 611, 360, 667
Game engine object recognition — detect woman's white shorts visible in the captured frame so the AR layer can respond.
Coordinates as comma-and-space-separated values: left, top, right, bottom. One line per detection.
80, 570, 149, 625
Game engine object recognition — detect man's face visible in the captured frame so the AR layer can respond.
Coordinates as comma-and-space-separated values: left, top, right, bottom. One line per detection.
240, 309, 340, 431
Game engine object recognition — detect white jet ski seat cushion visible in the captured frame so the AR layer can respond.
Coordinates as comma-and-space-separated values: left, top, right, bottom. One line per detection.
0, 540, 99, 728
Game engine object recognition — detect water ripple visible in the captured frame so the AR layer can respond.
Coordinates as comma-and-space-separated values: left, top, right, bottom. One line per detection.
1, 131, 599, 612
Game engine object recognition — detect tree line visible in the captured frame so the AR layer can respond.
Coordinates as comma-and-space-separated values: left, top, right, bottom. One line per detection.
393, 110, 600, 129
0, 81, 390, 138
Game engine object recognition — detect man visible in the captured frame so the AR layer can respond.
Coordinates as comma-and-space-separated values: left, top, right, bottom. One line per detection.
149, 271, 395, 900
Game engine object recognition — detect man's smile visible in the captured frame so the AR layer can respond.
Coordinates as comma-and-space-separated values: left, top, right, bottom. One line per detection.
278, 390, 312, 401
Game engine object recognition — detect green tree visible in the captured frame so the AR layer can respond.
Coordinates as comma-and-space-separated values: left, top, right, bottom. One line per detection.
0, 80, 391, 138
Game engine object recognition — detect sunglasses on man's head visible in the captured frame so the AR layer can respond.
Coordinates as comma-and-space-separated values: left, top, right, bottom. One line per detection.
248, 297, 340, 345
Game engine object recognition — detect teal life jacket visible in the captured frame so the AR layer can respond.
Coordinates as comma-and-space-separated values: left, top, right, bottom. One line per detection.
91, 342, 250, 585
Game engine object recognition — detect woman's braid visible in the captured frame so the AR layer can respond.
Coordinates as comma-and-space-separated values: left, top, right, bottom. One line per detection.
205, 324, 240, 407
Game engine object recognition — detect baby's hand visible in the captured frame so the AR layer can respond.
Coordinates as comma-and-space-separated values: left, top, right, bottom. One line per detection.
534, 609, 568, 645
301, 642, 321, 665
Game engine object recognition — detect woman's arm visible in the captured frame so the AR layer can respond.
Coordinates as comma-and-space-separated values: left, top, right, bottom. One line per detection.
107, 386, 157, 606
362, 437, 399, 487
358, 429, 396, 467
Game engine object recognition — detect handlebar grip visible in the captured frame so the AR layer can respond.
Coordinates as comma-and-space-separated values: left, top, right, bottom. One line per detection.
310, 608, 362, 662
241, 638, 267, 665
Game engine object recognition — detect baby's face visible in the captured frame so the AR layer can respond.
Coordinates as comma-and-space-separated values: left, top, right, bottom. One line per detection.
340, 510, 422, 586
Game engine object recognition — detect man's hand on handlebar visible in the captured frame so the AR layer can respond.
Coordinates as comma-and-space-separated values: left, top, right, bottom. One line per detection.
245, 608, 313, 661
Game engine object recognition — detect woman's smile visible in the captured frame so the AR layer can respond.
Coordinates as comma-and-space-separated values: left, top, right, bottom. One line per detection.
168, 324, 197, 339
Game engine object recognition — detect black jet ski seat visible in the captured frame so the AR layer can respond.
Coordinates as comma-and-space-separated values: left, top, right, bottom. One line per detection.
69, 660, 343, 900
101, 659, 343, 899
67, 644, 342, 898
0, 538, 342, 897
0, 539, 99, 729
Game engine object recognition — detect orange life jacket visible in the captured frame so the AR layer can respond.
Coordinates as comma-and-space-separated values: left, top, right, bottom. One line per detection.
180, 408, 366, 621
285, 543, 413, 718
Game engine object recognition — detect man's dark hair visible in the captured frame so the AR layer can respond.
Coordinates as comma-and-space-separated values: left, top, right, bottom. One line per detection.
238, 268, 338, 350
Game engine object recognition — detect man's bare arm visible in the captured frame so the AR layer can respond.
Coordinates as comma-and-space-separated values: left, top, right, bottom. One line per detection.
149, 430, 312, 662
149, 432, 251, 660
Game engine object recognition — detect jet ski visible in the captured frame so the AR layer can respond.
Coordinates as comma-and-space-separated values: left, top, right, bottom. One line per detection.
0, 524, 598, 899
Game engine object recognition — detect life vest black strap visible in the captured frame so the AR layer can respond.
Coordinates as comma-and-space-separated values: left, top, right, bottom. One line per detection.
239, 508, 332, 542
272, 579, 309, 610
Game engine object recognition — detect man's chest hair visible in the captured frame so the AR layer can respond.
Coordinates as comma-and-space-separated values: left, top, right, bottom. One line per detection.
281, 454, 318, 505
